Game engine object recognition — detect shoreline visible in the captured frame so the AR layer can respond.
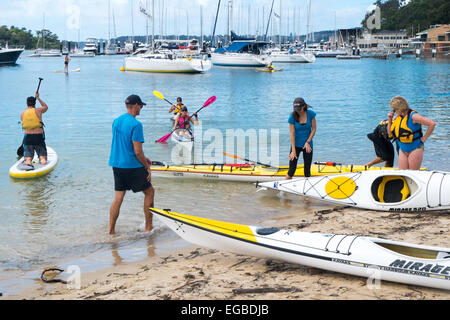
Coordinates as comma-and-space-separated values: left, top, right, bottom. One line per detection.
11, 205, 450, 300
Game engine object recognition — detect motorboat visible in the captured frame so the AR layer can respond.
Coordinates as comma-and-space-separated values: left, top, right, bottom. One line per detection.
83, 38, 98, 55
0, 44, 24, 64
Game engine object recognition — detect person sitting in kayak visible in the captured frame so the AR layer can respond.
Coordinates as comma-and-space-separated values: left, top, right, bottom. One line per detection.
169, 97, 186, 117
173, 106, 198, 133
266, 63, 274, 71
20, 93, 48, 166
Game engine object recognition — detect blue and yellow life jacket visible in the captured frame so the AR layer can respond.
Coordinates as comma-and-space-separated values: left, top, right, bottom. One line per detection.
391, 109, 422, 144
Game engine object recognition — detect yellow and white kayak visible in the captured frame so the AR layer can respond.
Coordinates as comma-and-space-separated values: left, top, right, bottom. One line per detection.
255, 68, 283, 72
150, 161, 399, 183
257, 169, 449, 212
9, 146, 58, 179
150, 208, 450, 290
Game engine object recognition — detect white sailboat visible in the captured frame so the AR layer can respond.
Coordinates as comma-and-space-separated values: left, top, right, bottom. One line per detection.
124, 0, 211, 73
105, 0, 118, 55
211, 1, 270, 67
265, 0, 315, 64
29, 14, 62, 57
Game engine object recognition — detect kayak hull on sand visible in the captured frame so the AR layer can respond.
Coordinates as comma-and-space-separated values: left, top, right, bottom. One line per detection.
150, 162, 404, 183
150, 208, 450, 290
257, 169, 450, 212
9, 146, 58, 179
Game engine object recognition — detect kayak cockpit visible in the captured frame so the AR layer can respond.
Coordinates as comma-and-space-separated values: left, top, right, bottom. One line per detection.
375, 242, 450, 260
371, 175, 418, 203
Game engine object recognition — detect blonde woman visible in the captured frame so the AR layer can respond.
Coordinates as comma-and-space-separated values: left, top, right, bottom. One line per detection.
387, 96, 436, 170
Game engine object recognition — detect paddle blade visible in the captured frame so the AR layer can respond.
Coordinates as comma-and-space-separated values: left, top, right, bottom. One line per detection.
153, 90, 165, 100
222, 151, 241, 160
202, 96, 216, 108
156, 132, 172, 143
17, 145, 24, 158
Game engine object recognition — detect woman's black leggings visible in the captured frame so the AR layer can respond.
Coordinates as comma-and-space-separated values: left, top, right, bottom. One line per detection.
288, 146, 313, 177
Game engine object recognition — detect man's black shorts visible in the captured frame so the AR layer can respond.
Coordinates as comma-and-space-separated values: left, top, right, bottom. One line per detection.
113, 167, 152, 192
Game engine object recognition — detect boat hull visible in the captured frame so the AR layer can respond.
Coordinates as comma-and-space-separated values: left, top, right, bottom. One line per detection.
151, 208, 450, 290
125, 56, 211, 73
0, 49, 24, 65
211, 53, 271, 67
151, 162, 400, 183
258, 170, 450, 212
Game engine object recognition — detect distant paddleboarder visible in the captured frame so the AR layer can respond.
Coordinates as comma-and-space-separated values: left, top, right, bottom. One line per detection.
64, 54, 69, 73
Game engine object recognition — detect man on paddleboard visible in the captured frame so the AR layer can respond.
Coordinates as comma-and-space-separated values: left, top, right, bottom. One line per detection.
21, 93, 48, 167
108, 94, 155, 235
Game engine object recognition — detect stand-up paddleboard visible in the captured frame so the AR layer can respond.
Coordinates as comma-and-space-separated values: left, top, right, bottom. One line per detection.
257, 170, 450, 212
9, 146, 58, 179
255, 68, 283, 72
151, 161, 406, 183
150, 208, 450, 290
54, 68, 80, 73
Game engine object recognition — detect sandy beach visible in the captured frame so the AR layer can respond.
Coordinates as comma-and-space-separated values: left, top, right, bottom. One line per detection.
13, 205, 450, 300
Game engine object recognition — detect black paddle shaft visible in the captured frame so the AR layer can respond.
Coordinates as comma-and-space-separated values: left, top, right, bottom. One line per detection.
36, 77, 43, 93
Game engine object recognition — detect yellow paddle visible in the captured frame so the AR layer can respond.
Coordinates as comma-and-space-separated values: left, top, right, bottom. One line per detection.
153, 90, 174, 106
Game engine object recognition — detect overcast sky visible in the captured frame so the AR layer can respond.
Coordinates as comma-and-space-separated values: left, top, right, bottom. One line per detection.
0, 0, 377, 41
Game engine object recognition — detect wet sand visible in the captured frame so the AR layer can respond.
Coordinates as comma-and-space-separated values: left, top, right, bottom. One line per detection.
13, 205, 450, 300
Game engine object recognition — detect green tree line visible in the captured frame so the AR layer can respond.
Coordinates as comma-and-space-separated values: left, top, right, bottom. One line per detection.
0, 25, 60, 49
363, 0, 449, 35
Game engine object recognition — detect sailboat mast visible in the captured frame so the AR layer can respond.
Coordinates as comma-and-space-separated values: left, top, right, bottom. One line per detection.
279, 0, 281, 49
212, 0, 221, 47
152, 0, 155, 51
200, 6, 203, 45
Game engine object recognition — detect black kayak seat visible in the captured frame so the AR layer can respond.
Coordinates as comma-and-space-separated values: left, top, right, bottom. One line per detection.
371, 175, 410, 203
256, 227, 280, 236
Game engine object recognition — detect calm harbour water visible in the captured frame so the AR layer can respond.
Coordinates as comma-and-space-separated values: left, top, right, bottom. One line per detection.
0, 52, 448, 295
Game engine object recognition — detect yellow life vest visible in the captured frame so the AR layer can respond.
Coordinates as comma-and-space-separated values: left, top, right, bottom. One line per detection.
174, 104, 184, 114
391, 109, 422, 144
22, 108, 42, 130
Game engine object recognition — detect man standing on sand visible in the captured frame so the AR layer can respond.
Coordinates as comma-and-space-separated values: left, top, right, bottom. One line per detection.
108, 94, 155, 235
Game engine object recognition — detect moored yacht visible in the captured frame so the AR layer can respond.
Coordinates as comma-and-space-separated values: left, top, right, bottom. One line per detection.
0, 44, 24, 65
83, 38, 98, 55
268, 48, 316, 63
211, 40, 271, 67
124, 50, 211, 73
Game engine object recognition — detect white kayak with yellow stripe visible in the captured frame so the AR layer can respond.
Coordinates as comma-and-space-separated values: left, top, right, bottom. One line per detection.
150, 208, 450, 290
9, 146, 58, 179
150, 161, 399, 183
257, 170, 450, 212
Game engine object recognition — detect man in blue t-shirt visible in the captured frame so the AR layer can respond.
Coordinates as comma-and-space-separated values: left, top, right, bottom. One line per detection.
108, 94, 154, 235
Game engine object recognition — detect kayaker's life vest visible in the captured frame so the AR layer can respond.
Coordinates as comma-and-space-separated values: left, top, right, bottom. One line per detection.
391, 109, 423, 144
22, 108, 43, 130
177, 115, 190, 129
173, 104, 185, 114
